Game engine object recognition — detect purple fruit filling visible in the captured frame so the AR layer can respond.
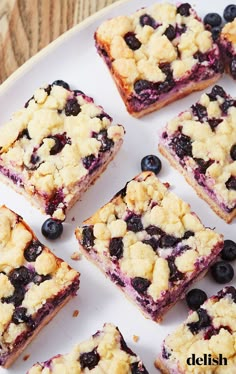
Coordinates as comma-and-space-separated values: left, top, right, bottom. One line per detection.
45, 189, 65, 216
0, 166, 23, 187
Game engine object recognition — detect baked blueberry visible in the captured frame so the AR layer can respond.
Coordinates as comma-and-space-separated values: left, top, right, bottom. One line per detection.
141, 155, 162, 175
130, 362, 149, 374
12, 307, 29, 324
220, 99, 236, 114
134, 79, 153, 94
177, 3, 191, 17
52, 80, 70, 90
221, 240, 236, 261
170, 134, 192, 159
65, 98, 81, 116
9, 266, 32, 286
211, 261, 234, 283
109, 237, 124, 259
186, 288, 208, 310
126, 214, 143, 232
226, 176, 236, 190
230, 57, 236, 79
164, 25, 176, 41
223, 4, 236, 22
41, 218, 63, 240
230, 144, 236, 161
139, 14, 156, 28
131, 277, 151, 294
191, 103, 207, 122
24, 240, 43, 262
167, 257, 184, 282
211, 26, 221, 41
183, 230, 194, 239
160, 235, 179, 248
79, 349, 100, 369
187, 308, 211, 334
3, 286, 25, 307
203, 13, 222, 27
124, 32, 141, 50
82, 226, 94, 249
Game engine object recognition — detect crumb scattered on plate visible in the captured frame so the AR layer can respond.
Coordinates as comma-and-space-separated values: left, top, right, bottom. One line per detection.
73, 310, 79, 317
133, 335, 139, 343
71, 251, 81, 261
23, 354, 30, 361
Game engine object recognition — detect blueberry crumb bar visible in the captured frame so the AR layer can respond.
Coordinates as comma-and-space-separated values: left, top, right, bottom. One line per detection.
95, 2, 223, 118
75, 172, 223, 322
155, 286, 236, 373
219, 18, 236, 80
0, 205, 80, 368
159, 85, 236, 223
0, 82, 124, 220
27, 323, 148, 373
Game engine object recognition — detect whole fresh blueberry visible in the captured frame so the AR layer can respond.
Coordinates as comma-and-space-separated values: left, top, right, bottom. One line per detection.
186, 288, 208, 310
24, 240, 43, 262
12, 307, 29, 324
211, 26, 222, 41
223, 4, 236, 22
211, 261, 234, 283
134, 79, 153, 94
131, 277, 151, 294
109, 237, 124, 259
203, 13, 222, 27
124, 32, 141, 50
80, 349, 100, 369
9, 266, 32, 286
164, 25, 176, 41
65, 98, 81, 116
230, 144, 236, 161
139, 14, 156, 28
130, 362, 149, 374
221, 240, 236, 261
230, 57, 236, 79
226, 176, 236, 190
141, 155, 162, 175
52, 80, 70, 90
177, 3, 191, 17
41, 218, 63, 240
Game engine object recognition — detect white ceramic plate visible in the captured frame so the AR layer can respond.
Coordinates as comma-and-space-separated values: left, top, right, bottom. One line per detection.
0, 0, 235, 373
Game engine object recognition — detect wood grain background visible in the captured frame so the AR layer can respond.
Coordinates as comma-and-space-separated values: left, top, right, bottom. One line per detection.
0, 0, 119, 83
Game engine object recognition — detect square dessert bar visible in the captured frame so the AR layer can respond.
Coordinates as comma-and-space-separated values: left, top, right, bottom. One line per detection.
159, 85, 236, 223
0, 205, 80, 368
155, 286, 236, 373
0, 82, 124, 220
75, 172, 223, 322
219, 19, 236, 80
27, 323, 148, 373
95, 2, 223, 117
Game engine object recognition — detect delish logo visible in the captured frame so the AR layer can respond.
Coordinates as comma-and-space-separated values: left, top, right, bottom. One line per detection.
187, 354, 227, 366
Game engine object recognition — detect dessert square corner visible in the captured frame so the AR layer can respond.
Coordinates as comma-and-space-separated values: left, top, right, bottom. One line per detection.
75, 171, 223, 322
0, 205, 80, 368
158, 84, 236, 223
155, 286, 236, 374
94, 2, 223, 118
27, 323, 148, 373
0, 82, 125, 221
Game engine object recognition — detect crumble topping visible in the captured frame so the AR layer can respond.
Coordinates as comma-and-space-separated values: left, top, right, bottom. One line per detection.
0, 83, 124, 220
221, 18, 236, 45
76, 172, 222, 308
27, 323, 148, 373
161, 86, 236, 209
160, 287, 236, 373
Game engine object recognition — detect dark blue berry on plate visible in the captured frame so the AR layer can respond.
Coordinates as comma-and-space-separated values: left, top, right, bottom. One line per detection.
80, 349, 100, 369
170, 134, 192, 159
24, 240, 43, 262
203, 13, 222, 27
211, 261, 234, 283
187, 308, 211, 334
230, 144, 236, 161
134, 79, 153, 94
139, 14, 156, 28
12, 307, 29, 324
141, 155, 162, 175
41, 218, 63, 240
186, 288, 208, 310
82, 226, 94, 249
131, 277, 151, 294
177, 3, 191, 17
164, 25, 176, 40
124, 32, 141, 50
130, 362, 148, 374
211, 26, 221, 41
65, 98, 81, 116
221, 240, 236, 261
9, 266, 32, 286
52, 80, 70, 90
226, 176, 236, 190
223, 4, 236, 22
109, 237, 124, 259
126, 214, 143, 232
230, 57, 236, 79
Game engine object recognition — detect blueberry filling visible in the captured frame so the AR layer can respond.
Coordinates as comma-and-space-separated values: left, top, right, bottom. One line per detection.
48, 133, 71, 155
191, 103, 207, 122
131, 277, 151, 294
226, 176, 236, 190
177, 3, 191, 17
208, 85, 227, 100
139, 13, 156, 28
134, 79, 154, 95
167, 257, 184, 282
126, 214, 143, 232
230, 57, 236, 79
130, 362, 149, 374
9, 266, 32, 286
82, 226, 95, 249
79, 348, 100, 369
162, 346, 171, 359
45, 189, 65, 216
82, 154, 97, 170
164, 25, 176, 41
2, 286, 25, 307
143, 237, 159, 251
194, 158, 213, 174
24, 240, 43, 262
32, 274, 51, 285
109, 237, 124, 259
52, 80, 70, 90
110, 273, 125, 287
93, 129, 114, 152
170, 134, 192, 159
159, 234, 179, 248
220, 99, 236, 114
187, 308, 211, 334
208, 118, 222, 131
12, 307, 29, 325
65, 98, 81, 116
146, 225, 164, 236
124, 32, 141, 50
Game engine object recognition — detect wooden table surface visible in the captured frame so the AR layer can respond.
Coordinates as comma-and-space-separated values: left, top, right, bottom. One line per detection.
0, 0, 119, 83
